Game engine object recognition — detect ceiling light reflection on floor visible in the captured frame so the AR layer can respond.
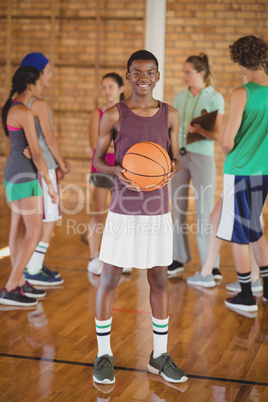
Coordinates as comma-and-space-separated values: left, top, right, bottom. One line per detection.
0, 246, 10, 260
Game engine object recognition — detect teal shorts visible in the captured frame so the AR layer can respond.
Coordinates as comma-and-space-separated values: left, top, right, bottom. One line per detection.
4, 179, 43, 202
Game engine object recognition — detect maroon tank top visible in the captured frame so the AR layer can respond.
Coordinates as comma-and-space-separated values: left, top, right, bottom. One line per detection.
110, 100, 171, 216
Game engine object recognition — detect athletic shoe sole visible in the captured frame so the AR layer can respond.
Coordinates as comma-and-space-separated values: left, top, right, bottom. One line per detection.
225, 304, 258, 318
26, 278, 64, 286
224, 300, 258, 312
213, 274, 223, 280
93, 375, 115, 385
147, 364, 188, 384
23, 291, 46, 299
187, 279, 216, 288
167, 267, 184, 275
0, 297, 38, 307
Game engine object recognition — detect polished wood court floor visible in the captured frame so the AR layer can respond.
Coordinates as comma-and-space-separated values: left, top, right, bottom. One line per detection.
0, 199, 267, 401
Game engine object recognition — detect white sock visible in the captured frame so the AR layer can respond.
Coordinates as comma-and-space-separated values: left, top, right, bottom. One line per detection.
152, 316, 169, 358
26, 242, 49, 275
96, 317, 113, 357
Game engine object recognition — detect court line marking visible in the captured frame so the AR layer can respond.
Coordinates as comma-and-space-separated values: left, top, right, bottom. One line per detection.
0, 352, 267, 387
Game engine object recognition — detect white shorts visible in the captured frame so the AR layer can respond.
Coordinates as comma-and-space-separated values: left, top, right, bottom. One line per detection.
38, 169, 62, 222
99, 211, 173, 269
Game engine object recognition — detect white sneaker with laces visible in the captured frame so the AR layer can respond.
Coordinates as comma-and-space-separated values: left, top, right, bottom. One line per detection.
87, 257, 103, 275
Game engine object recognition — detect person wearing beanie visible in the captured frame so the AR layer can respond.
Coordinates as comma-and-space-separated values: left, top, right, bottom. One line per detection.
20, 52, 49, 71
21, 52, 71, 287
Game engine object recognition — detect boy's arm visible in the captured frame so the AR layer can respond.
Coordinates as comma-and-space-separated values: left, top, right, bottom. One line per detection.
221, 87, 247, 155
94, 106, 139, 190
163, 105, 180, 186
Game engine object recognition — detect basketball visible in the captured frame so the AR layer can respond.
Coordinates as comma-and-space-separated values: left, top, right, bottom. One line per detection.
122, 142, 171, 191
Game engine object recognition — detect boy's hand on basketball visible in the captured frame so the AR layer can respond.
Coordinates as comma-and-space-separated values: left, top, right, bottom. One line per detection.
162, 161, 176, 187
114, 165, 141, 191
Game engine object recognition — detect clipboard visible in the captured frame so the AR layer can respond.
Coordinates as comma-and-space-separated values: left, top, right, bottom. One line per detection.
186, 110, 218, 144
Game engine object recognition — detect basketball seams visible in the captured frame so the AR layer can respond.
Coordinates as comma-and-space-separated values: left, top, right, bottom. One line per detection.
122, 141, 171, 191
142, 141, 171, 172
123, 152, 166, 175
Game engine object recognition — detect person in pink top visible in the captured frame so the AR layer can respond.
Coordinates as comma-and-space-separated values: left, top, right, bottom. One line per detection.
87, 73, 124, 275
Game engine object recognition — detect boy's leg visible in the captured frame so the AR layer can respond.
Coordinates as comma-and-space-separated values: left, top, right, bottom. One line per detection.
225, 243, 258, 312
147, 266, 187, 383
252, 235, 268, 300
93, 264, 122, 384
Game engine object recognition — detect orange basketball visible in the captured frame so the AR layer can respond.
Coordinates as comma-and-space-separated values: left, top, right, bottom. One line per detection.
122, 142, 171, 191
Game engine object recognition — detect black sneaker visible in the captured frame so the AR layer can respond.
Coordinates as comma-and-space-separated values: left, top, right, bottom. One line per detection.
225, 292, 258, 312
22, 282, 46, 299
212, 268, 223, 280
42, 265, 60, 278
0, 287, 38, 307
167, 261, 184, 275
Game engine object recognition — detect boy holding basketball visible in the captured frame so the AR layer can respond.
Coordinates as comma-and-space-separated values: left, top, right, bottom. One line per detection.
92, 50, 186, 385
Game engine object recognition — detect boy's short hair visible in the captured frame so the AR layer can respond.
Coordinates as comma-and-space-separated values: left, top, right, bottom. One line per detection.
230, 35, 268, 71
127, 50, 159, 72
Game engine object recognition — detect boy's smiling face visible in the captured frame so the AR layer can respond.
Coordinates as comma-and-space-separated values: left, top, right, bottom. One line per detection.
126, 59, 160, 94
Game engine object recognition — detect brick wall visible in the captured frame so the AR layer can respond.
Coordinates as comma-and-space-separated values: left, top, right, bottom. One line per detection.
0, 0, 267, 212
0, 0, 145, 203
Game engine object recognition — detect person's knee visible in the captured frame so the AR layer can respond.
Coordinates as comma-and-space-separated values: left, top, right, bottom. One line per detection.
99, 266, 121, 291
148, 268, 167, 291
27, 224, 43, 244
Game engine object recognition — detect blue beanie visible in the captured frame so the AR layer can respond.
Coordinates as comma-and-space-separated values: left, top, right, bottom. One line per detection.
20, 52, 49, 71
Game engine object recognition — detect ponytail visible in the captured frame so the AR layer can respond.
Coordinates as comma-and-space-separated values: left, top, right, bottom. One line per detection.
186, 53, 215, 87
1, 66, 40, 137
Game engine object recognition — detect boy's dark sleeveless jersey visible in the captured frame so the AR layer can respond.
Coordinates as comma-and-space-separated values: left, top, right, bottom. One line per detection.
110, 100, 171, 216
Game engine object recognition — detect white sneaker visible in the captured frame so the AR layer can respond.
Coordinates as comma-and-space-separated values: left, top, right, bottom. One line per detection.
87, 257, 103, 275
122, 267, 132, 274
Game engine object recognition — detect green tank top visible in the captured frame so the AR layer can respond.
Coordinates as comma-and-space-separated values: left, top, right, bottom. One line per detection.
224, 82, 268, 175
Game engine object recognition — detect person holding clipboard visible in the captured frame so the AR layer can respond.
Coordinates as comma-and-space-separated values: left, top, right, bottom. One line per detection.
169, 53, 224, 278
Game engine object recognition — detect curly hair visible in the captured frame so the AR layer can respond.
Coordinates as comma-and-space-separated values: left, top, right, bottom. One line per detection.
229, 35, 268, 70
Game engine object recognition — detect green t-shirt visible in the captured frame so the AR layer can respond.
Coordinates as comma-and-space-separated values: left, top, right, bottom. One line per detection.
173, 86, 225, 156
224, 82, 268, 175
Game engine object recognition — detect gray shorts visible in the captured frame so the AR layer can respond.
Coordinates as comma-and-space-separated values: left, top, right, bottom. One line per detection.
89, 172, 114, 189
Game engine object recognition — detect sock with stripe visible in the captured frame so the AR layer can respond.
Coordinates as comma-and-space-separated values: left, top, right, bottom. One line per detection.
152, 316, 169, 358
237, 272, 252, 298
26, 242, 49, 275
96, 317, 113, 357
259, 266, 268, 299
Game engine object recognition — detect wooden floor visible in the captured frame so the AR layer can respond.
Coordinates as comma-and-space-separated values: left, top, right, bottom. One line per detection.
0, 199, 268, 401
